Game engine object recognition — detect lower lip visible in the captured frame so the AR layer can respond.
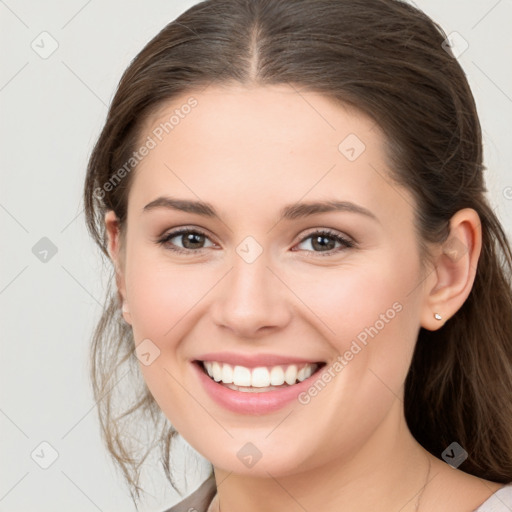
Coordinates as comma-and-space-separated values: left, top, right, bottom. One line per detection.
192, 361, 325, 415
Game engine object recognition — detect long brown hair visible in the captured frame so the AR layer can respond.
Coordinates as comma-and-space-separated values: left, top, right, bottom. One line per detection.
83, 0, 512, 503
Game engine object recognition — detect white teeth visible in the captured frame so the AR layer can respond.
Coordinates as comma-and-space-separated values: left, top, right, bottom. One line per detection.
233, 365, 252, 386
251, 367, 270, 388
221, 363, 233, 384
284, 365, 298, 385
269, 366, 285, 386
202, 361, 319, 388
212, 362, 222, 382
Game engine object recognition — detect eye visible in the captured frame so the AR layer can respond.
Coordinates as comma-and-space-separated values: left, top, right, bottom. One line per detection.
157, 228, 216, 255
156, 227, 355, 257
293, 229, 355, 256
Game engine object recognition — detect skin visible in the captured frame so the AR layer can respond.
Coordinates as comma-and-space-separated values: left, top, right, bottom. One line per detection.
105, 84, 503, 511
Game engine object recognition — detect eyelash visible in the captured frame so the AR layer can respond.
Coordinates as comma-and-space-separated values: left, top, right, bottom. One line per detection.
156, 227, 355, 257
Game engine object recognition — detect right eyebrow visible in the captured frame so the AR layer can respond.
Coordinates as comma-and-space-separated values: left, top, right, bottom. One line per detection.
142, 196, 218, 217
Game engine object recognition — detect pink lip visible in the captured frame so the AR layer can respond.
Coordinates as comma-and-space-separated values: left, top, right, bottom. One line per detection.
191, 360, 326, 415
194, 351, 323, 368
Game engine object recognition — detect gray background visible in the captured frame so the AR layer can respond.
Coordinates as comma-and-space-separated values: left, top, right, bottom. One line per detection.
1, 1, 511, 511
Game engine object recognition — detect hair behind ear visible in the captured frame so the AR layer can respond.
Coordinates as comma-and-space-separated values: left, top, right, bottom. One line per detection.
405, 204, 512, 483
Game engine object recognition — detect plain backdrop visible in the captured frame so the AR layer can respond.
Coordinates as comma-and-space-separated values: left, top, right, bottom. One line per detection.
1, 1, 511, 511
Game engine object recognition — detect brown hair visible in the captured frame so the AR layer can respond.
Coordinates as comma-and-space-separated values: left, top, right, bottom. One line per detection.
83, 0, 512, 504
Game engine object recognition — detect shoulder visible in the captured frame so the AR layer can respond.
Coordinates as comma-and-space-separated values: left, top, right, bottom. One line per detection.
161, 475, 217, 512
160, 474, 512, 511
473, 484, 512, 512
423, 456, 512, 511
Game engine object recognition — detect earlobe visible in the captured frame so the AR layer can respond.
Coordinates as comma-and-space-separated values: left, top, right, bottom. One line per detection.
104, 210, 131, 324
121, 300, 132, 324
420, 208, 482, 331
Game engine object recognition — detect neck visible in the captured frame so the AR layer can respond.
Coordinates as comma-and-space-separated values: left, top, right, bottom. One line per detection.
211, 400, 435, 512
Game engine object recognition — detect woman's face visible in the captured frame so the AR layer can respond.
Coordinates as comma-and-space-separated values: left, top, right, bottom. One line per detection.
107, 84, 434, 476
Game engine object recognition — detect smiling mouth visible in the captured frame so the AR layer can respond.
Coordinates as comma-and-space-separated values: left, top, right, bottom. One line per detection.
194, 360, 326, 393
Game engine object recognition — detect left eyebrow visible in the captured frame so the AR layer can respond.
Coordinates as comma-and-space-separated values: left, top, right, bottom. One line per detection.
142, 196, 379, 223
279, 200, 378, 223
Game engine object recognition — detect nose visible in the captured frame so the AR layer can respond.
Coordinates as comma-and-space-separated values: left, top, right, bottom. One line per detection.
210, 251, 292, 338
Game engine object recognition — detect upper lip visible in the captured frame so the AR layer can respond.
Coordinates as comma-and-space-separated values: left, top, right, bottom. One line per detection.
194, 352, 325, 368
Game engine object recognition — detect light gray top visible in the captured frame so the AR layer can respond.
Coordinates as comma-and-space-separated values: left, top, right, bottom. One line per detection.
164, 475, 216, 512
473, 484, 512, 511
163, 477, 512, 512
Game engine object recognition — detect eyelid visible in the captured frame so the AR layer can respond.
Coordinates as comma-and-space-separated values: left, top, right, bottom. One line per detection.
295, 227, 354, 244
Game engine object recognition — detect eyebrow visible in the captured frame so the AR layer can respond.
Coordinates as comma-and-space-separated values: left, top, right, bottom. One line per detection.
142, 196, 378, 222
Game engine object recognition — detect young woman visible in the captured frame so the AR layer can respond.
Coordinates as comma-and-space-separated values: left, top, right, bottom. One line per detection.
83, 1, 512, 510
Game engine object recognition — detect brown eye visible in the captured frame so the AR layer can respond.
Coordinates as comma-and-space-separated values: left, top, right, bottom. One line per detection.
295, 230, 355, 256
180, 232, 206, 249
311, 234, 337, 251
158, 228, 215, 254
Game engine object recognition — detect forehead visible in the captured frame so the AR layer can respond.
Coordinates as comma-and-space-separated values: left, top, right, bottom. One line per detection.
128, 84, 409, 225
141, 83, 379, 155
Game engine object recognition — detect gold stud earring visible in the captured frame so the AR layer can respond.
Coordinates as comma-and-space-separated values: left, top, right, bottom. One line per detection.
434, 313, 442, 321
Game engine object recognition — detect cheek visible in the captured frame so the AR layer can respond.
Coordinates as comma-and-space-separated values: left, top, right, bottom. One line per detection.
282, 259, 422, 458
282, 253, 422, 396
282, 256, 418, 346
124, 249, 210, 342
122, 250, 215, 430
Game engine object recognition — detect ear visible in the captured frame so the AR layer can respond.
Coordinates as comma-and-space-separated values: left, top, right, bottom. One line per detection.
104, 210, 131, 325
420, 208, 482, 331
